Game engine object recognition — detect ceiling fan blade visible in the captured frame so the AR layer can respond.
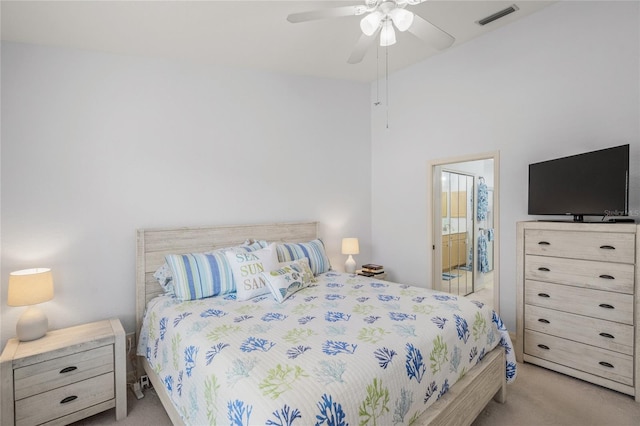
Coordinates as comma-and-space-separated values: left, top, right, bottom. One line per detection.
347, 30, 379, 64
407, 14, 455, 50
287, 5, 366, 23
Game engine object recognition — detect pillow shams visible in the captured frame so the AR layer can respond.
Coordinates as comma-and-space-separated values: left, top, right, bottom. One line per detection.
276, 239, 331, 275
165, 251, 236, 301
225, 244, 280, 301
155, 240, 269, 297
262, 258, 316, 303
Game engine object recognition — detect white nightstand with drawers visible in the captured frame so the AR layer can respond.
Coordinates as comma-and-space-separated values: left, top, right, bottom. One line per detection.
1, 318, 127, 425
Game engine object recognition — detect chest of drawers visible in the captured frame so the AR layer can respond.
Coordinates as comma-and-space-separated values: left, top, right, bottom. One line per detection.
1, 318, 127, 425
516, 221, 639, 400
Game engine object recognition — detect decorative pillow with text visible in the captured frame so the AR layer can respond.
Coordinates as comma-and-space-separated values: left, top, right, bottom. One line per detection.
225, 244, 280, 301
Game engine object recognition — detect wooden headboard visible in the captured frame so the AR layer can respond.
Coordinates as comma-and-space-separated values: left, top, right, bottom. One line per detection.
135, 221, 319, 338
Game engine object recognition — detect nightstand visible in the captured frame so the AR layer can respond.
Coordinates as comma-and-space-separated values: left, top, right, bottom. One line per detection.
0, 318, 127, 426
356, 269, 387, 280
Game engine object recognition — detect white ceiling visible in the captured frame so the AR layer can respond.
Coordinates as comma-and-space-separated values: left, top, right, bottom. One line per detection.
1, 1, 555, 82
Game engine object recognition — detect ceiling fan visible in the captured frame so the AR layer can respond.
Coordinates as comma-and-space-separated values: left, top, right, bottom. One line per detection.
287, 0, 455, 64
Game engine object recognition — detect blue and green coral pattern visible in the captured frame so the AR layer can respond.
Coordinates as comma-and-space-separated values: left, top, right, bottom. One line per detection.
138, 272, 516, 425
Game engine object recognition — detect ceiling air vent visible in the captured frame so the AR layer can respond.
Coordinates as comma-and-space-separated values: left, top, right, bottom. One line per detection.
476, 4, 520, 26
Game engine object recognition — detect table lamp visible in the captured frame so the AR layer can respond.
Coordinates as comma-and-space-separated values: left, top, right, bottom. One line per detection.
341, 238, 359, 274
8, 268, 54, 341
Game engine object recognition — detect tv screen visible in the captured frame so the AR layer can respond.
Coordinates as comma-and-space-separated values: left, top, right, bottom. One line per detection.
528, 144, 629, 222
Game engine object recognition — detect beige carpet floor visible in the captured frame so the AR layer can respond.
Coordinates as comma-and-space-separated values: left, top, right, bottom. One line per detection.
73, 362, 640, 426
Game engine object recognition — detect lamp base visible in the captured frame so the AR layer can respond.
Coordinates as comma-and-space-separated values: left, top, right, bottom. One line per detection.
345, 255, 357, 274
16, 306, 48, 341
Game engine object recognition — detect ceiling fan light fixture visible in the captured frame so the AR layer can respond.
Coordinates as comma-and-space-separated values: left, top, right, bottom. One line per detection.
379, 19, 396, 46
360, 11, 383, 36
389, 8, 414, 31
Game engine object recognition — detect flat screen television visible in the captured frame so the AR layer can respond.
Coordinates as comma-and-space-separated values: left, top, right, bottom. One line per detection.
528, 144, 629, 222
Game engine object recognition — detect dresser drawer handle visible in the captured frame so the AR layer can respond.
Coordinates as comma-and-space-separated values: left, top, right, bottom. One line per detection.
537, 267, 550, 272
599, 303, 615, 309
537, 344, 550, 350
59, 366, 78, 374
60, 395, 78, 404
538, 318, 550, 324
598, 274, 615, 280
599, 332, 615, 339
599, 245, 615, 250
537, 293, 551, 298
538, 241, 550, 246
599, 361, 614, 368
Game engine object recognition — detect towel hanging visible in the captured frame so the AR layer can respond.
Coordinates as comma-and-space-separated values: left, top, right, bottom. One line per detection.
477, 177, 488, 221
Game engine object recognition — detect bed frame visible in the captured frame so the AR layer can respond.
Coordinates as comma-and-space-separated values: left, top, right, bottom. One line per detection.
136, 221, 506, 426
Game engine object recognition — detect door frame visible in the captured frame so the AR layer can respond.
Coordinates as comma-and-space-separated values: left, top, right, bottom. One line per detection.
428, 151, 501, 313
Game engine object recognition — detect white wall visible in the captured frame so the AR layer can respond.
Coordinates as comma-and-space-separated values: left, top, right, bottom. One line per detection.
0, 42, 372, 346
371, 1, 640, 330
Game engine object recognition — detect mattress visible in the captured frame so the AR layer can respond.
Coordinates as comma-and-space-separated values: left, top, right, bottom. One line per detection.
138, 271, 516, 425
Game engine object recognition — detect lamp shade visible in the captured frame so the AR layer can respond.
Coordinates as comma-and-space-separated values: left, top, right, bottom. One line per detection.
360, 11, 383, 36
389, 8, 414, 32
8, 268, 54, 307
380, 20, 397, 46
341, 238, 360, 255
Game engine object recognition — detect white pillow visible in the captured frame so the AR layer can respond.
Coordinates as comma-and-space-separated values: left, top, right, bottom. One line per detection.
225, 244, 280, 301
262, 258, 317, 303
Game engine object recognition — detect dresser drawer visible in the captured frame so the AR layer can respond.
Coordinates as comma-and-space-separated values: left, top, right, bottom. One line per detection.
524, 330, 633, 386
525, 280, 633, 325
14, 345, 113, 400
525, 255, 635, 294
524, 230, 635, 263
525, 304, 634, 356
15, 372, 114, 426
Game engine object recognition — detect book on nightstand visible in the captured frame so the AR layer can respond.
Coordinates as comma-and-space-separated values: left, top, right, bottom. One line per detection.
360, 264, 385, 275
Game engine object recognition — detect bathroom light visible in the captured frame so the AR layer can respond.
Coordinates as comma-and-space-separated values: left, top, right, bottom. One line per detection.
341, 238, 360, 274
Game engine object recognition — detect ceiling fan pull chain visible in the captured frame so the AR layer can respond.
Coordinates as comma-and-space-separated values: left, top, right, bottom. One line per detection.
374, 43, 381, 106
386, 45, 389, 129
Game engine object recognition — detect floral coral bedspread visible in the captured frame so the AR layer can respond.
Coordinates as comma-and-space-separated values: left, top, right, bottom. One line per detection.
138, 272, 516, 425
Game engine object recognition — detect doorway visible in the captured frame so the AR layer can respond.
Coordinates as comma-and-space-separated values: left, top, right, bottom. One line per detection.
429, 152, 500, 313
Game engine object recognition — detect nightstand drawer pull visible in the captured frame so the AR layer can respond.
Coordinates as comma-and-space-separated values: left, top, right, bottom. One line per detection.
537, 344, 550, 350
599, 303, 615, 309
537, 293, 551, 298
599, 361, 614, 368
599, 245, 615, 250
60, 395, 78, 404
599, 332, 615, 339
598, 274, 615, 280
537, 267, 550, 272
538, 241, 550, 246
59, 366, 78, 374
538, 318, 550, 324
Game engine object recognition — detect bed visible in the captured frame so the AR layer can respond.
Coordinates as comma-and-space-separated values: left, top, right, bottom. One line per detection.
136, 222, 516, 425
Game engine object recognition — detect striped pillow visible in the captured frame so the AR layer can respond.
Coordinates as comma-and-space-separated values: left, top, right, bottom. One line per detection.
276, 239, 331, 276
158, 240, 268, 298
165, 251, 236, 301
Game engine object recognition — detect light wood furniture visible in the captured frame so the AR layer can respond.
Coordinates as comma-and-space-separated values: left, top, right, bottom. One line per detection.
442, 232, 468, 271
356, 270, 387, 280
136, 221, 507, 426
0, 318, 127, 425
516, 221, 639, 401
450, 191, 467, 218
